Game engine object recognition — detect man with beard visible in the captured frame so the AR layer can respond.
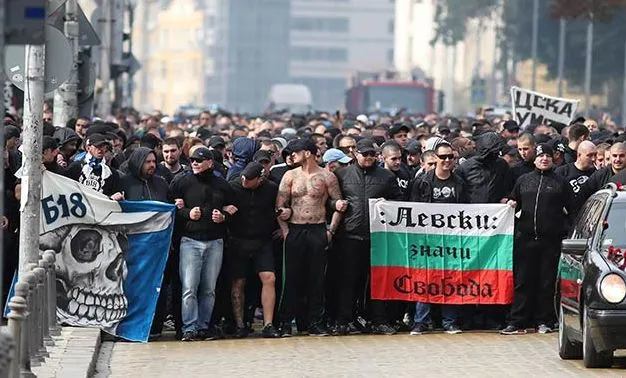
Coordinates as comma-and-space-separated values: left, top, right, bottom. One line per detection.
275, 139, 346, 337
555, 140, 596, 195
170, 147, 234, 341
118, 147, 171, 340
162, 137, 187, 178
334, 138, 403, 336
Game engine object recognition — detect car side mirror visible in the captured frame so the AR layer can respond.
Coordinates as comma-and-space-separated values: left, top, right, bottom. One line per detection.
562, 238, 589, 256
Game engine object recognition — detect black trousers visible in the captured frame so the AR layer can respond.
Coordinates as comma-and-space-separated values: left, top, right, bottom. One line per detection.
150, 248, 182, 337
335, 237, 387, 325
278, 223, 327, 327
509, 235, 560, 328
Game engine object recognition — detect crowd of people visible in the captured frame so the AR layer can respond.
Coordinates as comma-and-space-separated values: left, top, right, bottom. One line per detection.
2, 104, 625, 341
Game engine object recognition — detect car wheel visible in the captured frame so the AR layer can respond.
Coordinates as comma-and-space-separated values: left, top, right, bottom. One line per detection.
583, 307, 613, 368
558, 304, 582, 359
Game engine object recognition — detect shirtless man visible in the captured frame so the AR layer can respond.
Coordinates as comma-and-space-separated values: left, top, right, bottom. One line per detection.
275, 138, 347, 337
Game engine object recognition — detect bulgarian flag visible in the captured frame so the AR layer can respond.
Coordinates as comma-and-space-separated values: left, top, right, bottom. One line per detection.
369, 200, 515, 305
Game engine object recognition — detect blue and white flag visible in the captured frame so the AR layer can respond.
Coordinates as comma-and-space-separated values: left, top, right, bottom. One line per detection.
37, 171, 175, 342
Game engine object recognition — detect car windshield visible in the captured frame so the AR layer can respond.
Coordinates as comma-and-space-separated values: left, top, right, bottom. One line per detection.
601, 202, 626, 266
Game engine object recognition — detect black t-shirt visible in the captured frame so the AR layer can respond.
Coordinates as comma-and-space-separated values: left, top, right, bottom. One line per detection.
392, 165, 411, 198
431, 174, 458, 203
555, 163, 596, 194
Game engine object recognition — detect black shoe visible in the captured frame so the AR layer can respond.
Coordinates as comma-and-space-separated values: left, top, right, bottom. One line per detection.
371, 323, 396, 335
196, 328, 217, 340
392, 320, 410, 333
262, 323, 281, 338
346, 322, 361, 335
500, 325, 527, 335
181, 331, 197, 341
148, 333, 162, 342
234, 326, 249, 339
279, 323, 293, 337
409, 323, 429, 335
308, 324, 330, 337
443, 324, 462, 334
332, 323, 349, 336
354, 316, 371, 334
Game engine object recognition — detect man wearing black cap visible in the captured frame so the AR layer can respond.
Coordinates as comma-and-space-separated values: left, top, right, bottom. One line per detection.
228, 162, 281, 338
275, 138, 346, 337
501, 143, 573, 335
65, 134, 121, 197
389, 123, 410, 150
170, 147, 234, 341
334, 138, 403, 336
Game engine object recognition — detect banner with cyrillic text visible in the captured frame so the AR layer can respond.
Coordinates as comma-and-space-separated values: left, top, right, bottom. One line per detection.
510, 86, 579, 129
369, 200, 514, 304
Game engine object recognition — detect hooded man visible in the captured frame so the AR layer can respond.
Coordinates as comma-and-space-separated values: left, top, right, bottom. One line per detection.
53, 127, 82, 168
119, 147, 169, 202
226, 137, 257, 181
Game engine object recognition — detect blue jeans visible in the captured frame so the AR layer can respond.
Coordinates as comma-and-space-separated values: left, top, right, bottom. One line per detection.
179, 237, 224, 333
414, 302, 458, 328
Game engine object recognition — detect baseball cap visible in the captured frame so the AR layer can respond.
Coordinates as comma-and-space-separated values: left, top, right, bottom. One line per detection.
323, 148, 352, 164
271, 137, 288, 149
253, 150, 272, 163
356, 138, 377, 154
208, 136, 226, 148
190, 147, 214, 161
356, 114, 369, 124
389, 123, 410, 136
535, 143, 554, 158
289, 138, 318, 155
405, 139, 421, 155
241, 162, 265, 180
86, 133, 109, 147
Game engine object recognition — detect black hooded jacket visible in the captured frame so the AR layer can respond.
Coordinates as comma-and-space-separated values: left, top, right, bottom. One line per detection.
119, 147, 169, 202
455, 132, 513, 203
228, 178, 279, 240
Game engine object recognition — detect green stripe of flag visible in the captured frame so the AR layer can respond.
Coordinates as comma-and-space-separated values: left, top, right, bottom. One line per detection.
371, 231, 513, 271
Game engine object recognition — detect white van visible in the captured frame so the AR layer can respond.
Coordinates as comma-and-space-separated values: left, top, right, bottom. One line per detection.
267, 84, 313, 113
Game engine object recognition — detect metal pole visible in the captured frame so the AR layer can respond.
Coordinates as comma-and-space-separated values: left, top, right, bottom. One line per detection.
19, 45, 45, 275
99, 0, 113, 117
531, 0, 539, 91
0, 0, 5, 303
53, 0, 79, 127
622, 33, 626, 126
584, 17, 594, 118
557, 18, 566, 97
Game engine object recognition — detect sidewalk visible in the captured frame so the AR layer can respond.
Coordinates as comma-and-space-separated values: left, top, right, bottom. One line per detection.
32, 327, 101, 378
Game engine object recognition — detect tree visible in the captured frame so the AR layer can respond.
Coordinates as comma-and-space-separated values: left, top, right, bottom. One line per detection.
430, 0, 499, 46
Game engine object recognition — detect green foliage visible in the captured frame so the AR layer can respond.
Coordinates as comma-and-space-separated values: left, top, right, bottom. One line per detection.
430, 0, 499, 45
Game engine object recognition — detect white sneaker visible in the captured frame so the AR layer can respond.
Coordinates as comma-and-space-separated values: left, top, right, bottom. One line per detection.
537, 324, 552, 334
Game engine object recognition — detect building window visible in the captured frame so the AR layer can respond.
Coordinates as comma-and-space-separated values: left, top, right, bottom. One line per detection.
291, 46, 348, 62
291, 17, 349, 33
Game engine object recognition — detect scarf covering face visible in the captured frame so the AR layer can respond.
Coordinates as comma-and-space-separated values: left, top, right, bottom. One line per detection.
79, 153, 112, 193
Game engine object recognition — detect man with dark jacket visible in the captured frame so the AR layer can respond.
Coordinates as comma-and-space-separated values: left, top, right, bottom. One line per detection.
510, 132, 536, 181
578, 142, 626, 208
456, 132, 512, 203
555, 140, 596, 195
117, 147, 172, 340
409, 141, 465, 335
228, 162, 281, 338
501, 143, 573, 335
334, 138, 403, 335
119, 147, 169, 202
53, 127, 81, 168
170, 147, 234, 341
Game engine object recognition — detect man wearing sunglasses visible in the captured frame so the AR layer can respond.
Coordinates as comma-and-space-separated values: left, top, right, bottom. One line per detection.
170, 147, 234, 341
334, 138, 403, 336
409, 141, 466, 335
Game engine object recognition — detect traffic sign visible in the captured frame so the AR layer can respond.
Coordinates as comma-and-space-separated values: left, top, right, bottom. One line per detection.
47, 4, 101, 46
5, 25, 73, 94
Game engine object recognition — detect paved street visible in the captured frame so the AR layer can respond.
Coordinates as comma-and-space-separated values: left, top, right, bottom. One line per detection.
93, 332, 626, 377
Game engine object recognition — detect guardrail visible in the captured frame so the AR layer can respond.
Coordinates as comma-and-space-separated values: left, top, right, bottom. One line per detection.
5, 250, 59, 378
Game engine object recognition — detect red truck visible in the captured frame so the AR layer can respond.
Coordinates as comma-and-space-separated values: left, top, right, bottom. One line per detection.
345, 71, 436, 115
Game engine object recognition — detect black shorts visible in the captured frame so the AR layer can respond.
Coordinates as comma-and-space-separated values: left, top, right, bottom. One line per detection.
229, 238, 275, 279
